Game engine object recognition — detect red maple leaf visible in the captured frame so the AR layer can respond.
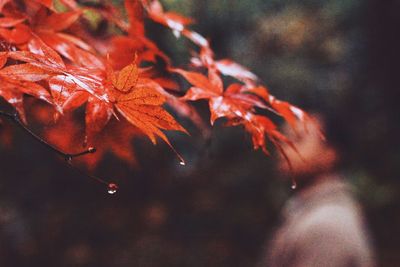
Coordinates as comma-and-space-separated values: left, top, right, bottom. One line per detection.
173, 67, 266, 124
143, 0, 209, 48
0, 2, 102, 68
106, 59, 188, 147
191, 47, 259, 85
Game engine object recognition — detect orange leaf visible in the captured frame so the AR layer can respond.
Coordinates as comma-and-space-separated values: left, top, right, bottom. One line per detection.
108, 61, 187, 147
0, 0, 12, 12
0, 63, 51, 81
0, 24, 31, 44
28, 37, 65, 69
0, 17, 26, 27
172, 68, 216, 94
41, 10, 81, 32
32, 0, 54, 10
271, 100, 298, 128
125, 0, 145, 36
0, 52, 7, 69
0, 76, 52, 123
85, 96, 113, 143
112, 60, 139, 93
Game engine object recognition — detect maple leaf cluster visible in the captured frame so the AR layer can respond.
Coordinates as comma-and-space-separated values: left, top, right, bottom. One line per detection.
0, 0, 309, 169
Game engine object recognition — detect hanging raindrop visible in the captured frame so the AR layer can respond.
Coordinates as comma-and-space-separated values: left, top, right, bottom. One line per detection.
291, 180, 297, 190
179, 160, 186, 166
107, 183, 118, 194
65, 156, 72, 164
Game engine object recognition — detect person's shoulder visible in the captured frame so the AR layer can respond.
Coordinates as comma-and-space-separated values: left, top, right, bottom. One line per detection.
306, 202, 361, 227
296, 200, 367, 245
298, 177, 364, 229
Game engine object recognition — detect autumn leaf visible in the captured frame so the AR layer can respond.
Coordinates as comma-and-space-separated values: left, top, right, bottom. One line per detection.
32, 8, 103, 68
226, 114, 299, 163
173, 68, 265, 124
0, 63, 52, 81
0, 52, 7, 68
58, 0, 78, 10
144, 0, 194, 35
36, 10, 81, 32
107, 60, 187, 149
143, 0, 209, 47
85, 96, 113, 144
245, 85, 308, 128
48, 75, 89, 114
125, 0, 145, 36
1, 39, 107, 118
174, 65, 307, 156
191, 47, 258, 85
0, 24, 31, 44
107, 35, 168, 69
0, 3, 102, 68
0, 17, 26, 28
27, 37, 66, 69
32, 0, 54, 10
137, 65, 208, 135
0, 0, 12, 12
0, 75, 52, 123
110, 59, 139, 93
85, 0, 169, 67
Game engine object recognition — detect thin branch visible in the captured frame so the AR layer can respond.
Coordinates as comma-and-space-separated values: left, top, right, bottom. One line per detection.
0, 110, 117, 191
65, 160, 108, 185
0, 110, 95, 160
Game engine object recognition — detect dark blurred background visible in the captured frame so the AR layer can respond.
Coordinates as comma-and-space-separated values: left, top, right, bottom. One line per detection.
1, 0, 400, 266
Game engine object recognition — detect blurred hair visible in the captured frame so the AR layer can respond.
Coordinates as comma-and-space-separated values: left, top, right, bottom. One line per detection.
309, 110, 347, 169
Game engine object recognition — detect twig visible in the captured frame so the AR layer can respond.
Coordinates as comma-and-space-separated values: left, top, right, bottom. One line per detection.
0, 110, 95, 160
0, 110, 117, 192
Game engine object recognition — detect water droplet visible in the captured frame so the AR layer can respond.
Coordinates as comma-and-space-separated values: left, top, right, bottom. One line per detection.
291, 181, 297, 190
107, 183, 118, 194
179, 160, 186, 166
88, 147, 96, 153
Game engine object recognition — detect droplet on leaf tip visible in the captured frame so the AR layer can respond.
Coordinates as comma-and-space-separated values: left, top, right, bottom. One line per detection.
107, 183, 118, 194
291, 181, 297, 190
88, 147, 96, 153
169, 145, 185, 166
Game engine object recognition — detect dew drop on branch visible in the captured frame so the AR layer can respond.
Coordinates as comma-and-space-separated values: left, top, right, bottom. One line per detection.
291, 180, 297, 190
179, 160, 186, 166
107, 183, 118, 194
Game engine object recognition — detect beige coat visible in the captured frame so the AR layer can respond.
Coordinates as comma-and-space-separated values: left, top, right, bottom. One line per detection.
265, 176, 375, 267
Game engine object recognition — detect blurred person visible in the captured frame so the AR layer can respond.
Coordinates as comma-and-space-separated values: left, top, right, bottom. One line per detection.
264, 116, 375, 267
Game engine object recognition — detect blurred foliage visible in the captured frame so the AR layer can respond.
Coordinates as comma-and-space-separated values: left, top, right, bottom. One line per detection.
1, 0, 400, 266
